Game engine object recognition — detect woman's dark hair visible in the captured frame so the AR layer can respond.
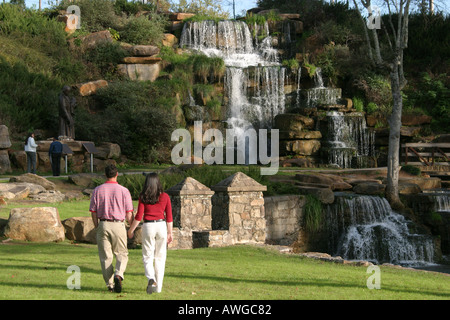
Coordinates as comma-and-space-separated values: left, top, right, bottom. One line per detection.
24, 132, 33, 146
140, 172, 163, 205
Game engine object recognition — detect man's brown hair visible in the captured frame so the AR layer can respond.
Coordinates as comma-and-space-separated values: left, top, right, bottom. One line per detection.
105, 164, 118, 179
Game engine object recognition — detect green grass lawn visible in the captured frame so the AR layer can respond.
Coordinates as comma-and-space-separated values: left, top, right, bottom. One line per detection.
0, 242, 448, 300
1, 171, 449, 302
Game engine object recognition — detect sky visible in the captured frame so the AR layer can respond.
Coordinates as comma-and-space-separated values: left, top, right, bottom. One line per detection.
23, 0, 259, 17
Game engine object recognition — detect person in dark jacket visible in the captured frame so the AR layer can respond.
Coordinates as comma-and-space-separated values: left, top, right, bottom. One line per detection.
48, 137, 63, 176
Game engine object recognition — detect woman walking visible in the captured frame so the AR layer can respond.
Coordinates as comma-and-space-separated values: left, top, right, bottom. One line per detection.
128, 173, 173, 294
24, 132, 38, 174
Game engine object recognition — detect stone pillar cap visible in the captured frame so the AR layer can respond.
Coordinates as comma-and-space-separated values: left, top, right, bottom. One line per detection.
211, 172, 267, 192
166, 177, 214, 195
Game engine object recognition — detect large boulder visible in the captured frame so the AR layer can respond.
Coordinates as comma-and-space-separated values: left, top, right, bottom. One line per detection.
353, 182, 386, 195
81, 30, 113, 50
28, 190, 66, 203
401, 114, 432, 126
0, 184, 30, 200
9, 173, 56, 191
280, 140, 321, 156
0, 182, 47, 201
117, 63, 161, 82
162, 33, 178, 47
124, 44, 160, 57
121, 56, 162, 64
63, 217, 96, 244
279, 130, 322, 140
295, 173, 347, 191
0, 150, 11, 174
4, 207, 65, 242
76, 80, 108, 96
0, 125, 12, 149
10, 151, 27, 171
274, 113, 315, 132
95, 142, 121, 160
398, 177, 441, 190
68, 173, 103, 188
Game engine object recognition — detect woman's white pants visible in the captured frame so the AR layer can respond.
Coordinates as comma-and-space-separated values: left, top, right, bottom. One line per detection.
141, 221, 167, 293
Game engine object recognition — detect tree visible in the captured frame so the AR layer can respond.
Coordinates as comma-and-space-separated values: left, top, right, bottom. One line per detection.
353, 0, 412, 208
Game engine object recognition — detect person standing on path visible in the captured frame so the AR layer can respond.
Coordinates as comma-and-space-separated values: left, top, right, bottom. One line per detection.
128, 172, 173, 294
48, 137, 63, 176
24, 132, 38, 174
90, 164, 134, 293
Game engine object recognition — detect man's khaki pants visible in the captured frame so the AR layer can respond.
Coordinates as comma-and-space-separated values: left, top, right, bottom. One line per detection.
96, 221, 128, 288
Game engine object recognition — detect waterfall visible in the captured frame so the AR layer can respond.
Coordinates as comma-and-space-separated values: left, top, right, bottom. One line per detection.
325, 111, 375, 168
326, 194, 436, 266
434, 195, 450, 212
181, 20, 293, 163
314, 67, 324, 88
296, 66, 302, 108
305, 68, 342, 107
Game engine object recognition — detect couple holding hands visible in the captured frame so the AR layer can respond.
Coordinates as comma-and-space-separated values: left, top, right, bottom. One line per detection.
89, 165, 173, 294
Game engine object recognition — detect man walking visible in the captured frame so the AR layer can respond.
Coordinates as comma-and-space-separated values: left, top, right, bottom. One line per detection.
90, 164, 134, 293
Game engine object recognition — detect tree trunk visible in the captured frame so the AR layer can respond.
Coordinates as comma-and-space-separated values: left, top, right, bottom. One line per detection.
386, 61, 404, 209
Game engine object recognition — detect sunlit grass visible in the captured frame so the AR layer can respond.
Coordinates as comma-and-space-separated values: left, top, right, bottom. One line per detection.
0, 242, 448, 300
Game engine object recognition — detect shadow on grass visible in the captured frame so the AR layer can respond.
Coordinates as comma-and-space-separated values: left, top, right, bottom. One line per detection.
166, 272, 450, 299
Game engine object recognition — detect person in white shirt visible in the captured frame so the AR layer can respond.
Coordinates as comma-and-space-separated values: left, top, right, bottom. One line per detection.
24, 133, 38, 174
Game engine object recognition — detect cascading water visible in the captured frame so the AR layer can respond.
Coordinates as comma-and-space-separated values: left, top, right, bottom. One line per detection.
433, 193, 450, 212
180, 20, 292, 163
305, 68, 341, 108
326, 194, 436, 266
325, 111, 375, 168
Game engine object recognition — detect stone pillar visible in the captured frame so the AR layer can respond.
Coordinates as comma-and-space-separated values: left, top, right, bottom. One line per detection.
211, 172, 267, 245
166, 177, 214, 249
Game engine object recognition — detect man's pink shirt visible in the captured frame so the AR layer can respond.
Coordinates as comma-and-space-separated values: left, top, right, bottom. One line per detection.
89, 181, 134, 220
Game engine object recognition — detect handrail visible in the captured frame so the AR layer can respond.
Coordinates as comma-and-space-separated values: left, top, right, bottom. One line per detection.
402, 143, 450, 166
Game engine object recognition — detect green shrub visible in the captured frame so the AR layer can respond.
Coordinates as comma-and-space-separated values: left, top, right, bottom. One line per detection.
76, 81, 177, 162
56, 0, 122, 32
114, 0, 155, 16
0, 4, 65, 45
117, 174, 145, 199
352, 97, 364, 112
366, 102, 378, 114
265, 182, 298, 197
0, 57, 60, 133
400, 165, 421, 176
191, 54, 225, 84
404, 73, 449, 133
119, 13, 168, 46
84, 42, 128, 79
282, 58, 300, 71
245, 12, 267, 26
303, 195, 323, 232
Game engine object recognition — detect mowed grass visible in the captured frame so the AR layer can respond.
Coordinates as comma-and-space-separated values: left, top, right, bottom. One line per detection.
0, 242, 449, 300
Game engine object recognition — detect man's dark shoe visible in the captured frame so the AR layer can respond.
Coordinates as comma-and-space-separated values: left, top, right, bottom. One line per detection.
114, 276, 123, 293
